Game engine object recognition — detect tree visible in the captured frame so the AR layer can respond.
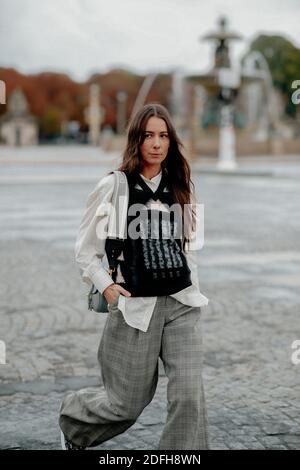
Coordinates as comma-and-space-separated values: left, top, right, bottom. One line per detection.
247, 34, 300, 117
40, 106, 62, 139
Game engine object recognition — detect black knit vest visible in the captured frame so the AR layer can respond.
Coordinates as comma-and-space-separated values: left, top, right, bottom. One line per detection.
116, 170, 192, 296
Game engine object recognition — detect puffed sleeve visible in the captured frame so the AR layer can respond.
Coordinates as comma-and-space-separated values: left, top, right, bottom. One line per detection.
74, 172, 116, 294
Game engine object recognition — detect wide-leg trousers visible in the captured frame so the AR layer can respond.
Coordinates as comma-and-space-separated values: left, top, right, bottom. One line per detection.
59, 295, 209, 449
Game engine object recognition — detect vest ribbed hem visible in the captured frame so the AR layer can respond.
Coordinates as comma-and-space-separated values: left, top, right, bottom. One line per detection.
117, 274, 192, 297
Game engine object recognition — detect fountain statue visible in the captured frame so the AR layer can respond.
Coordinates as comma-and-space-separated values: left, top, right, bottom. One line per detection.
186, 16, 276, 168
187, 16, 243, 169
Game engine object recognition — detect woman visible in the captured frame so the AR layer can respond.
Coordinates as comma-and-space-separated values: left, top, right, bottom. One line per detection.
59, 103, 209, 450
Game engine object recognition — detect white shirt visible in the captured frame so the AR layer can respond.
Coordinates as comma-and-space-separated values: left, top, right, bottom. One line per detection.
75, 170, 209, 332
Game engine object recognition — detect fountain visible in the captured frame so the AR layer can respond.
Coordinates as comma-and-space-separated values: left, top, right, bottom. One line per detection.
187, 16, 242, 169
242, 50, 276, 142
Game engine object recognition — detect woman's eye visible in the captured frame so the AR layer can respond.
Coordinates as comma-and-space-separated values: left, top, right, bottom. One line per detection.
144, 134, 169, 140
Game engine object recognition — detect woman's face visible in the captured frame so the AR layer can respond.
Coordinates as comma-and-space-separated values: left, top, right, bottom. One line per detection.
140, 116, 170, 169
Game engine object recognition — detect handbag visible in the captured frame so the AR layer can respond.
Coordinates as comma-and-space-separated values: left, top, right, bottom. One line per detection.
87, 281, 109, 312
87, 239, 124, 312
87, 171, 128, 313
87, 265, 116, 313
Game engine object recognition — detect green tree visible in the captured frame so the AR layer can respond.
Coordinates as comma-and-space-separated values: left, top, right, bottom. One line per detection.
246, 35, 300, 117
40, 106, 62, 138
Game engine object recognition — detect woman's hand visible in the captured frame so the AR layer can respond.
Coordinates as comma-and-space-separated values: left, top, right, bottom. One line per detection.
103, 283, 131, 305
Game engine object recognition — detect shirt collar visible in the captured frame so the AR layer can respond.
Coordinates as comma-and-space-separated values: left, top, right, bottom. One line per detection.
139, 170, 162, 185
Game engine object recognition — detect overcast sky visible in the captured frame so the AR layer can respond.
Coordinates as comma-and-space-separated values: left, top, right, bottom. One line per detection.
0, 0, 299, 82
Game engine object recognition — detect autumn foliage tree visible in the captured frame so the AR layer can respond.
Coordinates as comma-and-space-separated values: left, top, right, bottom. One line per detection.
0, 67, 173, 139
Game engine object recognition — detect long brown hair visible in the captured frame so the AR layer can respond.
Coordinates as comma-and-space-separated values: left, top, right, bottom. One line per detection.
116, 103, 196, 252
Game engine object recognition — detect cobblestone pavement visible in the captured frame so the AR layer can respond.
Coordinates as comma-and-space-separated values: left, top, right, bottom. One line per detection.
0, 147, 300, 450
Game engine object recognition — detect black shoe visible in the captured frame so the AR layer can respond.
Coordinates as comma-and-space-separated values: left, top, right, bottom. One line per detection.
60, 430, 86, 450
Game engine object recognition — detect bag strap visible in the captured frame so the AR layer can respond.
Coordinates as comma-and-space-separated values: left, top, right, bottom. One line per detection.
107, 171, 128, 239
106, 171, 128, 281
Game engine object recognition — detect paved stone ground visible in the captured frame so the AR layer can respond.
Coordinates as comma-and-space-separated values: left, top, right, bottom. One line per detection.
0, 147, 300, 450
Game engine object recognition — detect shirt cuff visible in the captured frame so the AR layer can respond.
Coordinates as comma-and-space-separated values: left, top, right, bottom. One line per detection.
90, 268, 114, 294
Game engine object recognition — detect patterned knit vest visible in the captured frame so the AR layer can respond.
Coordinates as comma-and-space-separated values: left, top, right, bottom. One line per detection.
117, 169, 192, 296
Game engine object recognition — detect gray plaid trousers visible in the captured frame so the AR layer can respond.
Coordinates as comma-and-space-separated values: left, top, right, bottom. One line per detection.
59, 295, 209, 449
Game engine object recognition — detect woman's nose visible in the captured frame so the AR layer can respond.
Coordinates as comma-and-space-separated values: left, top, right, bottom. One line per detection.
153, 138, 161, 148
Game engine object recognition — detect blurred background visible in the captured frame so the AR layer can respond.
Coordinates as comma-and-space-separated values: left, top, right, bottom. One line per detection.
0, 0, 300, 451
0, 0, 299, 158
